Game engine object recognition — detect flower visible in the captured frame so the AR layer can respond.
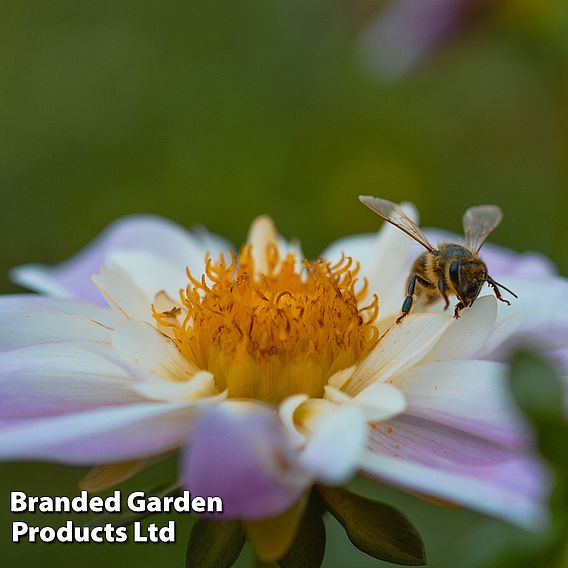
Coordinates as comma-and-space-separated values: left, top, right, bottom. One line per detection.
357, 0, 566, 81
1, 206, 566, 560
358, 0, 476, 80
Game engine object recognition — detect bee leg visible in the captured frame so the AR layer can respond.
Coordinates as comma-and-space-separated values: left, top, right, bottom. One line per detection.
437, 278, 450, 310
396, 297, 412, 324
397, 274, 418, 323
453, 301, 466, 319
487, 279, 511, 306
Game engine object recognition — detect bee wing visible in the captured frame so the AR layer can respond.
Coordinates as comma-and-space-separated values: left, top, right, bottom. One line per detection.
359, 196, 435, 252
463, 205, 503, 253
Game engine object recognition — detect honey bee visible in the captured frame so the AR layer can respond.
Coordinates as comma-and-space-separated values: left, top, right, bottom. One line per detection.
360, 196, 518, 322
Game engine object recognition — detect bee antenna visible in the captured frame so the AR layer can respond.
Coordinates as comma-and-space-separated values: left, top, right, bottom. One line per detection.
485, 277, 518, 299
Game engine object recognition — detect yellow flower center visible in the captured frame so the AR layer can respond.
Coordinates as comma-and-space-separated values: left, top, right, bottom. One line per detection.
154, 245, 379, 404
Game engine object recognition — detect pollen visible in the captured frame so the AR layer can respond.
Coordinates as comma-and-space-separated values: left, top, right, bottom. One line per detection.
154, 245, 379, 404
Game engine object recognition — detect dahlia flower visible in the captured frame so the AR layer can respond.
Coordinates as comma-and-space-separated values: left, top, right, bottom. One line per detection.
1, 204, 566, 561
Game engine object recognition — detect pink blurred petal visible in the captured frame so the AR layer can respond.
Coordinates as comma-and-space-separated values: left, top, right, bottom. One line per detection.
483, 277, 568, 358
183, 404, 310, 520
359, 0, 470, 80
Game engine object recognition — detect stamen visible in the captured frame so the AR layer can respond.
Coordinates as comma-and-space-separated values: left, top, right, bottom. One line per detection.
154, 246, 380, 404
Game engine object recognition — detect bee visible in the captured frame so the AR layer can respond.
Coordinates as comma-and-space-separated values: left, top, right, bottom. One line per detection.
360, 196, 518, 323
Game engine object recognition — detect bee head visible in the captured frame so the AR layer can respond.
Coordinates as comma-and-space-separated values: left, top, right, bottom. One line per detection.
449, 258, 487, 306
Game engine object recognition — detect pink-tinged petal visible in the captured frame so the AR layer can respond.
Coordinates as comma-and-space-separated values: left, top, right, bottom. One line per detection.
321, 203, 418, 317
0, 343, 146, 418
423, 229, 557, 278
346, 313, 450, 396
421, 295, 497, 363
370, 416, 516, 467
483, 276, 568, 357
0, 296, 114, 351
0, 402, 196, 464
184, 403, 310, 520
299, 405, 366, 485
362, 416, 550, 529
393, 360, 530, 448
11, 215, 232, 304
482, 249, 556, 279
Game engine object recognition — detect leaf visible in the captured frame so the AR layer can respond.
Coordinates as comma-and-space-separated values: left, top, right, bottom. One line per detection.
278, 493, 326, 568
186, 520, 245, 568
317, 486, 426, 566
84, 483, 180, 528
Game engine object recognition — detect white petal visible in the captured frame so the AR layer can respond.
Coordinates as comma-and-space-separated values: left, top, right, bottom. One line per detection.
352, 382, 407, 420
111, 320, 197, 380
322, 386, 351, 404
0, 343, 146, 418
93, 265, 152, 322
246, 216, 280, 275
106, 249, 186, 301
345, 313, 450, 395
300, 405, 367, 485
292, 398, 336, 432
133, 371, 222, 402
421, 295, 497, 363
0, 296, 114, 350
327, 366, 355, 390
324, 383, 406, 421
278, 394, 309, 448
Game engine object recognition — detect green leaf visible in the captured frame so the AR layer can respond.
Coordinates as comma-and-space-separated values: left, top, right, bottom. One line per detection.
84, 483, 180, 528
317, 486, 425, 566
278, 493, 326, 568
186, 520, 245, 568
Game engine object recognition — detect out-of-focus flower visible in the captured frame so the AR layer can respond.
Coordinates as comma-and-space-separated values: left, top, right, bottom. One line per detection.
1, 207, 566, 560
357, 0, 567, 80
358, 0, 476, 80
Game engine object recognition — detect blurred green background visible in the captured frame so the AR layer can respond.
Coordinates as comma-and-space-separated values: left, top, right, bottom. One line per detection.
1, 0, 567, 566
